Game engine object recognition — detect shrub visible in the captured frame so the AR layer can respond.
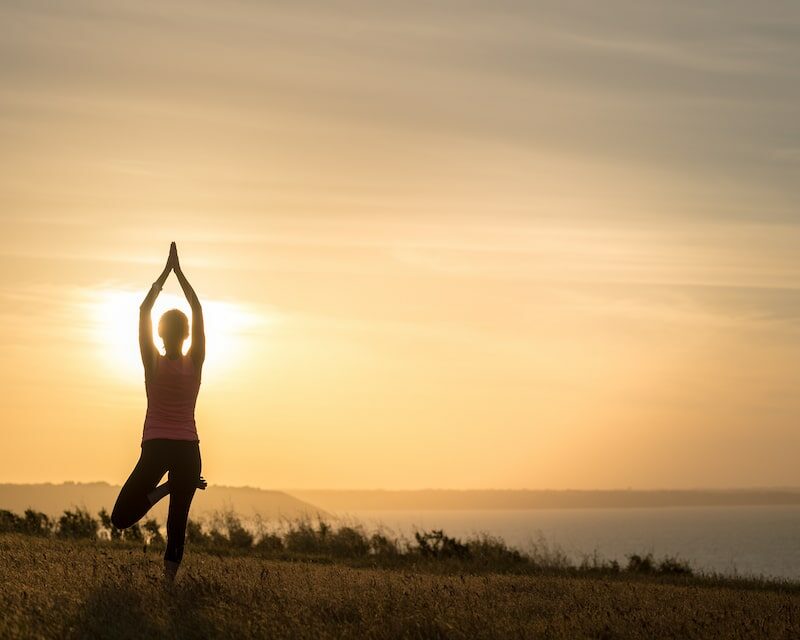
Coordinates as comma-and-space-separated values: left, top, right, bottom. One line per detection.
23, 509, 52, 536
413, 530, 470, 560
123, 523, 144, 543
205, 510, 255, 548
186, 518, 210, 545
255, 532, 284, 552
578, 549, 620, 573
626, 553, 656, 574
466, 533, 524, 564
370, 532, 400, 557
57, 508, 98, 539
525, 533, 572, 570
284, 519, 325, 554
658, 556, 693, 576
225, 513, 254, 548
328, 526, 370, 558
0, 506, 700, 579
97, 508, 121, 540
0, 509, 23, 533
142, 519, 164, 545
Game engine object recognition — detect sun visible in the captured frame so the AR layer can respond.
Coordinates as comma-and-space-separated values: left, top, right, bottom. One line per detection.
88, 289, 270, 381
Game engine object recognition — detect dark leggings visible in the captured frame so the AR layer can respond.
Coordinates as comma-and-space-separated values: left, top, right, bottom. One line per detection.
111, 438, 202, 564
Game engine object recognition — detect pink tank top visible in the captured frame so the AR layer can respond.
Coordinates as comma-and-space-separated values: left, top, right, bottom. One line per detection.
141, 353, 201, 442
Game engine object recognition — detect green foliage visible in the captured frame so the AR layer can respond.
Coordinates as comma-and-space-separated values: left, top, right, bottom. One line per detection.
57, 508, 99, 539
413, 529, 470, 559
369, 532, 399, 557
255, 532, 284, 552
657, 555, 694, 576
0, 507, 694, 578
98, 508, 121, 540
186, 518, 209, 546
579, 549, 621, 573
142, 519, 164, 545
23, 509, 52, 536
0, 509, 23, 533
284, 517, 329, 554
224, 513, 254, 548
123, 523, 144, 543
0, 509, 53, 536
328, 526, 370, 557
627, 552, 655, 573
203, 510, 255, 548
466, 532, 525, 564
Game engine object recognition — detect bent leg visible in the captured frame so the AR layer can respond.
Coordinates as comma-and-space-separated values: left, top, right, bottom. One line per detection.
111, 444, 168, 529
147, 474, 208, 507
164, 442, 202, 565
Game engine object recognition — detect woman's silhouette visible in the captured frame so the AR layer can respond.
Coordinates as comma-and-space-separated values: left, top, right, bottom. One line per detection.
111, 241, 207, 583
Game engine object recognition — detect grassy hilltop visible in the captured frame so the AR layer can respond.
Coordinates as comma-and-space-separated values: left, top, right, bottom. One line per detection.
2, 530, 800, 639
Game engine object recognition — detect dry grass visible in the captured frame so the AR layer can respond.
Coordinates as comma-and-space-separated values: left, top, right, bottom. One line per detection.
2, 533, 799, 639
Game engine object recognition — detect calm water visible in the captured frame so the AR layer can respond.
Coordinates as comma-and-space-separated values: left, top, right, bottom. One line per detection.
332, 506, 800, 579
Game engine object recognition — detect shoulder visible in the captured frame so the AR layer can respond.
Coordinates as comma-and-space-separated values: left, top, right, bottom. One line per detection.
144, 352, 162, 380
189, 348, 204, 372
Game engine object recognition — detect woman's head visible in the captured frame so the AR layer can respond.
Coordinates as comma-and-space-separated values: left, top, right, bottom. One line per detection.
158, 308, 189, 350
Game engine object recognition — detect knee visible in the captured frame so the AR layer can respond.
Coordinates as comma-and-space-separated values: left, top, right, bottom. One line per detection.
111, 506, 132, 530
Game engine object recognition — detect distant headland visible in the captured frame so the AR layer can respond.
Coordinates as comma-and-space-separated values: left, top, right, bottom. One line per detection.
286, 488, 800, 511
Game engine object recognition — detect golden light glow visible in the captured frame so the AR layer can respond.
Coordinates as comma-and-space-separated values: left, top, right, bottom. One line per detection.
89, 289, 271, 382
1, 1, 799, 490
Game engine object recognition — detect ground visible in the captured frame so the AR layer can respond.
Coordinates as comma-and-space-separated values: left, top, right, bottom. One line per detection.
2, 534, 799, 639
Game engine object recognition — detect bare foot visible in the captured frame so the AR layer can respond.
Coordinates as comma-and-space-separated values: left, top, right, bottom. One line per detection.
149, 476, 206, 505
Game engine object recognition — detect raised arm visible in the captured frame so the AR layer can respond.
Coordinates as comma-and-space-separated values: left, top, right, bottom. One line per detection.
172, 244, 205, 370
140, 250, 172, 377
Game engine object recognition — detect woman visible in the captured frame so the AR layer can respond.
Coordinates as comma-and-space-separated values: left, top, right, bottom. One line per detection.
111, 241, 207, 583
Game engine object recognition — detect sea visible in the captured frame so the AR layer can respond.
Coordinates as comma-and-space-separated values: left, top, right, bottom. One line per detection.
330, 505, 800, 580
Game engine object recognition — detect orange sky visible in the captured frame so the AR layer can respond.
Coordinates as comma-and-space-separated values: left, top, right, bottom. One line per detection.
1, 1, 799, 489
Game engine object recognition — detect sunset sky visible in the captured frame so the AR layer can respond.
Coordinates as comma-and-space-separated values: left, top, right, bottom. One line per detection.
1, 1, 799, 490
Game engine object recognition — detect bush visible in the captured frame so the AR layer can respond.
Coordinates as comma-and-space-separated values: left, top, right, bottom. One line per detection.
284, 519, 326, 554
413, 530, 470, 560
255, 532, 284, 552
123, 523, 144, 543
23, 509, 52, 536
370, 532, 400, 557
328, 526, 370, 558
142, 519, 164, 545
97, 508, 121, 540
279, 518, 371, 556
466, 533, 524, 564
657, 556, 693, 576
186, 518, 210, 546
526, 533, 572, 570
205, 510, 255, 548
225, 513, 254, 548
57, 508, 98, 539
0, 509, 23, 533
626, 553, 656, 574
578, 549, 620, 573
0, 507, 700, 579
625, 552, 693, 576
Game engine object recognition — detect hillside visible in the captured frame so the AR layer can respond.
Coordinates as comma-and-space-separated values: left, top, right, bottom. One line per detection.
2, 534, 799, 639
0, 482, 327, 521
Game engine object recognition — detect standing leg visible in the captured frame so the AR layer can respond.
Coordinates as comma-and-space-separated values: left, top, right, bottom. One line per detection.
111, 442, 169, 529
163, 441, 202, 580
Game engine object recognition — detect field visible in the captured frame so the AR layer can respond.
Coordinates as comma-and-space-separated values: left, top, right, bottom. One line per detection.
2, 534, 800, 639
